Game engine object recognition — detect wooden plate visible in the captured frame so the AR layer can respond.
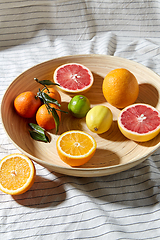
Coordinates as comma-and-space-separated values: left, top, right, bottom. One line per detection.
1, 54, 160, 177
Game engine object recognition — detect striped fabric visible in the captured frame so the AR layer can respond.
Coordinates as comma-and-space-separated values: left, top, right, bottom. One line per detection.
0, 0, 160, 239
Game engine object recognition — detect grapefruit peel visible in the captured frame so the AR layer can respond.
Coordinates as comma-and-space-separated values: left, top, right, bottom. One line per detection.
117, 103, 160, 142
53, 63, 94, 93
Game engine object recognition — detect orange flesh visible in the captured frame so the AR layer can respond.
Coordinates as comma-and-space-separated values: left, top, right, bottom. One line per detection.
0, 157, 31, 190
60, 132, 94, 156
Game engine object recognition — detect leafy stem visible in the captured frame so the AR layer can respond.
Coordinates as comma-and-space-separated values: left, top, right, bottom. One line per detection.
29, 78, 68, 140
34, 78, 60, 91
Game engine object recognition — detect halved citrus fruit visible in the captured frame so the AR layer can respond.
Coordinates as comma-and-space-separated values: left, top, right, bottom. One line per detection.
0, 153, 36, 195
56, 130, 96, 166
53, 63, 94, 93
117, 103, 160, 142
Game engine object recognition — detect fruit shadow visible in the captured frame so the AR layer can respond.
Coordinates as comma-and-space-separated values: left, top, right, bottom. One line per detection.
82, 148, 121, 168
12, 174, 66, 208
69, 164, 158, 208
137, 83, 159, 107
98, 120, 128, 142
84, 73, 106, 104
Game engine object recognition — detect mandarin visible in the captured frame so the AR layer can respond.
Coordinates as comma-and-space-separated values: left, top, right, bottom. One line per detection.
102, 68, 139, 109
43, 87, 61, 104
36, 103, 61, 130
14, 91, 41, 118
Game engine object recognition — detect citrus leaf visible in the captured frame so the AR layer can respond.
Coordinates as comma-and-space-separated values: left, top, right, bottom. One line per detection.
29, 123, 45, 135
28, 123, 49, 142
51, 108, 60, 134
29, 131, 49, 143
34, 78, 59, 86
40, 92, 61, 107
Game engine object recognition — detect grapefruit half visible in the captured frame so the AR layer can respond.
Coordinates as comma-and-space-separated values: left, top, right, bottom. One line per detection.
117, 103, 160, 142
53, 63, 94, 93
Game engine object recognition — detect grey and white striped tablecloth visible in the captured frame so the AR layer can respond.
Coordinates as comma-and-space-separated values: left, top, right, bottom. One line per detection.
1, 0, 160, 239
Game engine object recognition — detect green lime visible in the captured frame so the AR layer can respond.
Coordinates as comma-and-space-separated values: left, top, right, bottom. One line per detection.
68, 95, 90, 118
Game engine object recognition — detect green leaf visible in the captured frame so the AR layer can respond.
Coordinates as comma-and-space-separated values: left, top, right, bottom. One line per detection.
29, 123, 49, 142
51, 108, 60, 134
29, 123, 45, 135
29, 131, 49, 143
40, 92, 61, 107
34, 78, 59, 86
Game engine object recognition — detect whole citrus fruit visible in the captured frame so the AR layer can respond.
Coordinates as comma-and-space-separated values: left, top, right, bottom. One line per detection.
14, 91, 41, 118
36, 103, 61, 130
53, 63, 94, 93
86, 105, 113, 134
68, 95, 90, 118
102, 68, 139, 109
118, 103, 160, 142
43, 87, 61, 104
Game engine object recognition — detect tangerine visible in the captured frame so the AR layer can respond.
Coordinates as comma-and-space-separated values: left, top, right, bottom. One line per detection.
36, 103, 61, 130
43, 87, 61, 104
14, 91, 41, 118
102, 68, 139, 109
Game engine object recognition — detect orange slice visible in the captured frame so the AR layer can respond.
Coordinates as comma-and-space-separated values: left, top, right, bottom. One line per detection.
0, 153, 36, 195
56, 130, 97, 166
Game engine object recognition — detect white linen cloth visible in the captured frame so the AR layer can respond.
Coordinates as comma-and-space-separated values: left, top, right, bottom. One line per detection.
0, 0, 160, 239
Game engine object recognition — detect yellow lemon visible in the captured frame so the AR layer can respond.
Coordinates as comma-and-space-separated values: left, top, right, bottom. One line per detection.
86, 105, 113, 134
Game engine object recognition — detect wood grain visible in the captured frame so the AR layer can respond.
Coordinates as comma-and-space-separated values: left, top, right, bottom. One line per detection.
1, 54, 160, 177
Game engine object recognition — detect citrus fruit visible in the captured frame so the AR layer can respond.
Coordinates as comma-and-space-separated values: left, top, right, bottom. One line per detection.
68, 95, 90, 118
14, 91, 41, 118
53, 63, 94, 93
36, 103, 61, 130
117, 103, 160, 142
0, 153, 35, 195
43, 87, 61, 104
56, 130, 97, 166
86, 105, 113, 134
102, 68, 139, 108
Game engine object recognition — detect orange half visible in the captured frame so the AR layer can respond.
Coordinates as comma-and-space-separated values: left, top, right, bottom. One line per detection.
0, 153, 36, 195
56, 130, 97, 166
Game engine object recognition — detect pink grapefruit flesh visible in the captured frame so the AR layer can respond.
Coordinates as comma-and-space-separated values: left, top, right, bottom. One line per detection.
118, 103, 160, 142
53, 63, 94, 93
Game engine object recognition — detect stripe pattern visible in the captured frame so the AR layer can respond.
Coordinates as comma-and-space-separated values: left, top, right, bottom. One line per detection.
0, 0, 160, 239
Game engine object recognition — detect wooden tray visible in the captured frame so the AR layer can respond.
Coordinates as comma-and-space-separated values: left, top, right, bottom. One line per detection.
1, 54, 160, 177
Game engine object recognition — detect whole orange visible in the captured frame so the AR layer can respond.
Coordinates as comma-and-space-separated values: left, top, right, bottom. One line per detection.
43, 88, 61, 104
14, 91, 41, 118
102, 68, 139, 108
36, 103, 61, 130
